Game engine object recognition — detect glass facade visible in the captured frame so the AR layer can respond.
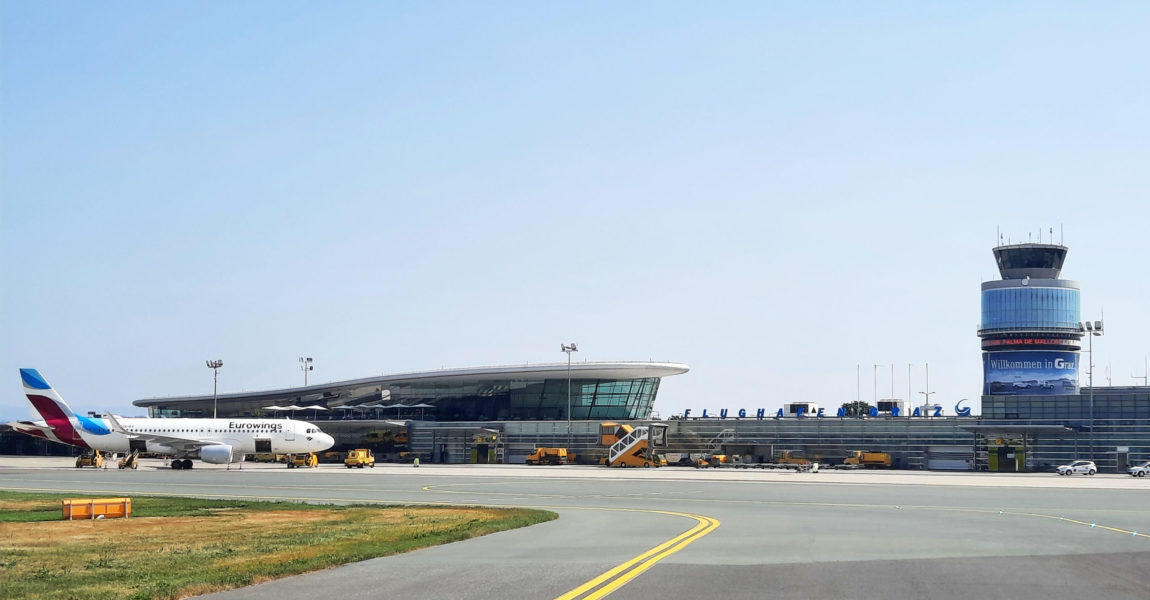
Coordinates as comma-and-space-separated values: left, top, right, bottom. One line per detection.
979, 389, 1150, 471
980, 286, 1081, 332
471, 417, 984, 470
434, 408, 1149, 471
982, 390, 1150, 421
387, 377, 660, 422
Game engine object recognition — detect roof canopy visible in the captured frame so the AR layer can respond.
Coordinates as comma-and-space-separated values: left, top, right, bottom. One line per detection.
133, 361, 690, 410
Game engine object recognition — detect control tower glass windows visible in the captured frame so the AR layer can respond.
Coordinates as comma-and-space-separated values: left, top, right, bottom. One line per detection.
993, 245, 1068, 279
997, 247, 1061, 271
980, 287, 1081, 332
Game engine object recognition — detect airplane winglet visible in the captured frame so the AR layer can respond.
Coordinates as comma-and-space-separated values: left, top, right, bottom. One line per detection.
103, 411, 131, 435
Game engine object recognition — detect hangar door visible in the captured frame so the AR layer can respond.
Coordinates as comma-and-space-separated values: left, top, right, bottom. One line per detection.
926, 446, 973, 471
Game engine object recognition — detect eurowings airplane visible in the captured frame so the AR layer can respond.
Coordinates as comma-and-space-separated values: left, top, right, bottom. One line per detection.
9, 368, 335, 469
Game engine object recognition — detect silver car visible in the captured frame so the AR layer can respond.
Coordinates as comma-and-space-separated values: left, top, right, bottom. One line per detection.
1057, 460, 1097, 476
1127, 461, 1150, 477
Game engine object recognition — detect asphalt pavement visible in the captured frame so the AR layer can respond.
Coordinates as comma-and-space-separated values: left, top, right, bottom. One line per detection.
2, 457, 1147, 600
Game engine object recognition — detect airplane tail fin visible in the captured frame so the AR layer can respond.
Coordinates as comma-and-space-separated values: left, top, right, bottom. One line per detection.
20, 368, 84, 444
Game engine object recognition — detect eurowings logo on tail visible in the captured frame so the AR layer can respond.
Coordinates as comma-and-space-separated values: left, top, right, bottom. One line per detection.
20, 368, 91, 448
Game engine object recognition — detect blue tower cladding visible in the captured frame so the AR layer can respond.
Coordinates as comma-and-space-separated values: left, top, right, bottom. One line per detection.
978, 243, 1083, 395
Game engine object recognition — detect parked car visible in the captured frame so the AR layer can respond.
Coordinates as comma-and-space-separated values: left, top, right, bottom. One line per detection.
1127, 461, 1150, 477
1057, 460, 1097, 476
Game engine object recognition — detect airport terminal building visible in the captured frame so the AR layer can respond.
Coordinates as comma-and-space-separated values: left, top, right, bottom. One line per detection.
131, 362, 692, 465
125, 243, 1150, 472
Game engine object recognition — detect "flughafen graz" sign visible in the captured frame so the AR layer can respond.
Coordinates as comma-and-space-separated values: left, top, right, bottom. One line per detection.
681, 400, 973, 420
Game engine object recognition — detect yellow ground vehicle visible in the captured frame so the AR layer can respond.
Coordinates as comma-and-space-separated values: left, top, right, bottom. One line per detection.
345, 449, 375, 468
118, 450, 139, 470
843, 451, 892, 468
320, 451, 345, 463
775, 450, 810, 465
288, 453, 319, 468
694, 454, 739, 468
252, 453, 287, 463
600, 422, 666, 468
75, 451, 104, 468
525, 447, 569, 465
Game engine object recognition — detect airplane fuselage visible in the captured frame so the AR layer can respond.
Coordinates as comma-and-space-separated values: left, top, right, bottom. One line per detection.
27, 415, 332, 458
89, 417, 330, 456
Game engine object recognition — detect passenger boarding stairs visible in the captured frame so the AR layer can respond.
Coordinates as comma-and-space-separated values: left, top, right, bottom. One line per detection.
609, 426, 650, 465
707, 429, 735, 453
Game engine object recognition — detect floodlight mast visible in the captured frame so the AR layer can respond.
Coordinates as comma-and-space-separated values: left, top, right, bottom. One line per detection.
872, 364, 884, 406
1081, 320, 1104, 460
562, 343, 579, 450
206, 359, 224, 418
918, 362, 935, 416
300, 356, 314, 386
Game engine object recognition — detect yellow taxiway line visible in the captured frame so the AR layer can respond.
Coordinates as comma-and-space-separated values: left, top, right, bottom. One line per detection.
552, 509, 719, 600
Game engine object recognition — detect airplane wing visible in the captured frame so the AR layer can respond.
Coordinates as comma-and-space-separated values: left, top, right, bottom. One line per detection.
103, 412, 221, 454
134, 434, 220, 454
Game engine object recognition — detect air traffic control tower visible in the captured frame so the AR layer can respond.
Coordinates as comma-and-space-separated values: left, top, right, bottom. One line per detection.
978, 243, 1084, 397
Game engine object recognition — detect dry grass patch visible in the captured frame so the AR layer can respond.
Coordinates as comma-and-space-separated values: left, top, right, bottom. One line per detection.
0, 492, 555, 600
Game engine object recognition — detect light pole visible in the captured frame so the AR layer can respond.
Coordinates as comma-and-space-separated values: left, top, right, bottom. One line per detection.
206, 359, 223, 418
299, 357, 313, 386
873, 364, 883, 407
918, 363, 934, 416
562, 343, 578, 449
1081, 320, 1103, 460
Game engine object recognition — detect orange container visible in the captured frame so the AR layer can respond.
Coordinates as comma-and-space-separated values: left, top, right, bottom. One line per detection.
62, 498, 131, 520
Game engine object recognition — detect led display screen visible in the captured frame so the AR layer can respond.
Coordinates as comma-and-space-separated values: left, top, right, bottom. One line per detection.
983, 350, 1079, 395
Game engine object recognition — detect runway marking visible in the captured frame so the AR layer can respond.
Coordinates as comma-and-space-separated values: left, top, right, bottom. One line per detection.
551, 509, 719, 600
924, 506, 1150, 538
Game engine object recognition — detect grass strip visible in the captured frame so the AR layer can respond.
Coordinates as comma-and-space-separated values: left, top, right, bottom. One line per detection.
0, 490, 556, 600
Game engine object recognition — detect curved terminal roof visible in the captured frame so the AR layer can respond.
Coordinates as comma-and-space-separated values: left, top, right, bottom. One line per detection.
132, 361, 690, 411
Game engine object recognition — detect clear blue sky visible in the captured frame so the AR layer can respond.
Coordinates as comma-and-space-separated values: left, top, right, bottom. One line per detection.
3, 3, 1148, 422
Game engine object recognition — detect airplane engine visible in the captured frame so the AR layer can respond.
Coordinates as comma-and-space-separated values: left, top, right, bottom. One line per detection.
199, 444, 234, 464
